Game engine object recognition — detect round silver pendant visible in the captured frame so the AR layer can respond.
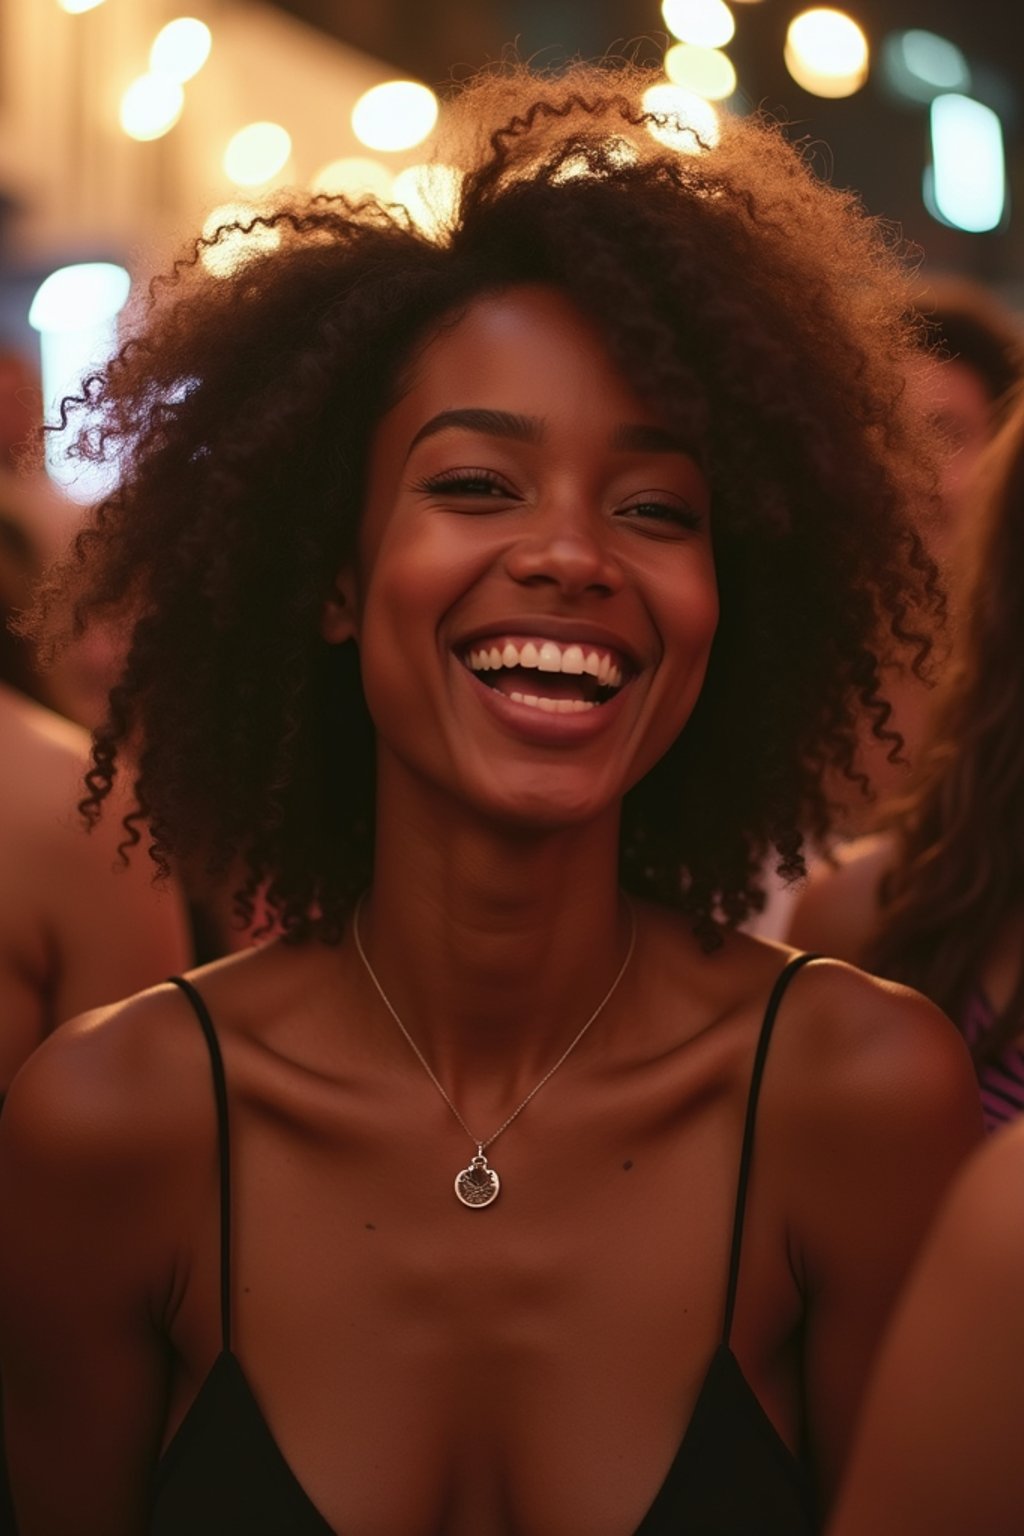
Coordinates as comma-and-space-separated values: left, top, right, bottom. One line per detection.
455, 1152, 500, 1209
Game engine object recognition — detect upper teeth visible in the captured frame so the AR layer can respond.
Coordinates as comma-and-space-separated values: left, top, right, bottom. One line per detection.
466, 639, 623, 688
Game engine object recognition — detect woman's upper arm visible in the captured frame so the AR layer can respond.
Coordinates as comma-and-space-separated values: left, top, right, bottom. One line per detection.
0, 1013, 177, 1535
828, 1124, 1024, 1536
780, 967, 983, 1506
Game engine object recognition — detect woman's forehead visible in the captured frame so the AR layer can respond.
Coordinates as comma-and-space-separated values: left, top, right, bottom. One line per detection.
379, 284, 681, 449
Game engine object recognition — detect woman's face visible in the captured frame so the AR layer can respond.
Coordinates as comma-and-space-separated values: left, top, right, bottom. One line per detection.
907, 354, 996, 567
344, 284, 718, 831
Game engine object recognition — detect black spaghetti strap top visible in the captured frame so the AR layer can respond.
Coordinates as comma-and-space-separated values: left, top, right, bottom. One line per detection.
152, 955, 820, 1535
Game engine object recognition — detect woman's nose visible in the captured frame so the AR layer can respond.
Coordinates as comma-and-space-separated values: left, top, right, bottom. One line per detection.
502, 510, 624, 597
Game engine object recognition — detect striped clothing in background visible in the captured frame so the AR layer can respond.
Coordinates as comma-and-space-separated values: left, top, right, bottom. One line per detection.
962, 990, 1024, 1131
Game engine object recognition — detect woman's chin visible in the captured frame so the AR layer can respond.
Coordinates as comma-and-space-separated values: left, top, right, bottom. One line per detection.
466, 771, 624, 837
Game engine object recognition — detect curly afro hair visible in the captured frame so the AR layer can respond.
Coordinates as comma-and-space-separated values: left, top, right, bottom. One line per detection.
33, 62, 943, 943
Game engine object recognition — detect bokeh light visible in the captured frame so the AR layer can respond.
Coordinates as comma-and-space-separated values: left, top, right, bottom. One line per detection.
150, 18, 212, 84
310, 156, 394, 202
28, 263, 132, 503
351, 81, 439, 153
223, 122, 292, 186
200, 204, 283, 278
641, 83, 721, 152
882, 31, 970, 105
665, 44, 737, 101
927, 95, 1006, 233
57, 0, 107, 12
391, 164, 462, 238
119, 74, 185, 141
661, 0, 735, 50
28, 262, 130, 333
785, 9, 870, 99
552, 137, 640, 182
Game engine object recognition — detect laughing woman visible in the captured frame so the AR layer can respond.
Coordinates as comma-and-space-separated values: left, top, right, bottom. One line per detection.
0, 65, 980, 1536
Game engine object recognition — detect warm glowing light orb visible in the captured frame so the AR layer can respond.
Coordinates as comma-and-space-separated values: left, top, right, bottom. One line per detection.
661, 0, 735, 50
665, 43, 737, 100
641, 83, 721, 152
200, 204, 283, 278
785, 8, 869, 99
150, 18, 212, 83
391, 164, 462, 237
119, 73, 185, 141
58, 0, 107, 13
223, 122, 292, 186
310, 156, 394, 202
351, 81, 439, 153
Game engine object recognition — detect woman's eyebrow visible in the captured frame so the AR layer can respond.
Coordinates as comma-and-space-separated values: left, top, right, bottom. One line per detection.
403, 410, 696, 461
405, 409, 544, 459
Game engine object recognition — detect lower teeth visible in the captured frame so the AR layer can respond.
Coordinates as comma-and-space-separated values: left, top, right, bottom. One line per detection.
508, 693, 597, 713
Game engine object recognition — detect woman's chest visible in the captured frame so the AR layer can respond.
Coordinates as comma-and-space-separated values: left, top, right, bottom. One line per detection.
163, 1085, 805, 1535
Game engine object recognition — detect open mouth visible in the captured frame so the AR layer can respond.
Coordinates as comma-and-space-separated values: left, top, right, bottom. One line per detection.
461, 637, 628, 714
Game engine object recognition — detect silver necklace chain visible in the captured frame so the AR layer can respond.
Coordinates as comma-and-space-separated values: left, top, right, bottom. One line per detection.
351, 894, 637, 1208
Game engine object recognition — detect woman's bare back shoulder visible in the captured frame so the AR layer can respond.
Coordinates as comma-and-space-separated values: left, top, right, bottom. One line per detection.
785, 834, 895, 963
0, 684, 192, 1089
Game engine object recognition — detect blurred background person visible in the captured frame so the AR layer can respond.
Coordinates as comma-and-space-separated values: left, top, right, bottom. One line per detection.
910, 277, 1024, 569
0, 331, 191, 1536
789, 389, 1024, 1129
746, 282, 1024, 940
0, 673, 192, 1098
844, 277, 1024, 825
827, 1116, 1024, 1536
0, 403, 191, 1102
822, 276, 1024, 838
0, 342, 128, 731
748, 277, 1024, 940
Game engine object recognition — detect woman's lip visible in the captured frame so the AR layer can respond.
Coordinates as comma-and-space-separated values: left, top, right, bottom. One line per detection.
460, 663, 632, 743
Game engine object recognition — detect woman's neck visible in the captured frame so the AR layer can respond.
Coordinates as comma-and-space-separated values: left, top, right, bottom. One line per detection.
355, 779, 633, 1096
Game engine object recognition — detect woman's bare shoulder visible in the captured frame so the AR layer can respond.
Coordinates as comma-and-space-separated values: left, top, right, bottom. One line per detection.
768, 951, 969, 1100
759, 955, 982, 1209
785, 834, 895, 962
612, 901, 968, 1072
641, 903, 944, 1061
0, 978, 216, 1173
0, 938, 331, 1159
0, 683, 91, 811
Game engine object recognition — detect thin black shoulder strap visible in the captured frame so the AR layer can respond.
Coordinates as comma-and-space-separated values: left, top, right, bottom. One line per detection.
169, 976, 232, 1353
721, 952, 820, 1346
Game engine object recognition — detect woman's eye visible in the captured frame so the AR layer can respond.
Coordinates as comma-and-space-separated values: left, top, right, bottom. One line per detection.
413, 469, 514, 499
618, 499, 703, 533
